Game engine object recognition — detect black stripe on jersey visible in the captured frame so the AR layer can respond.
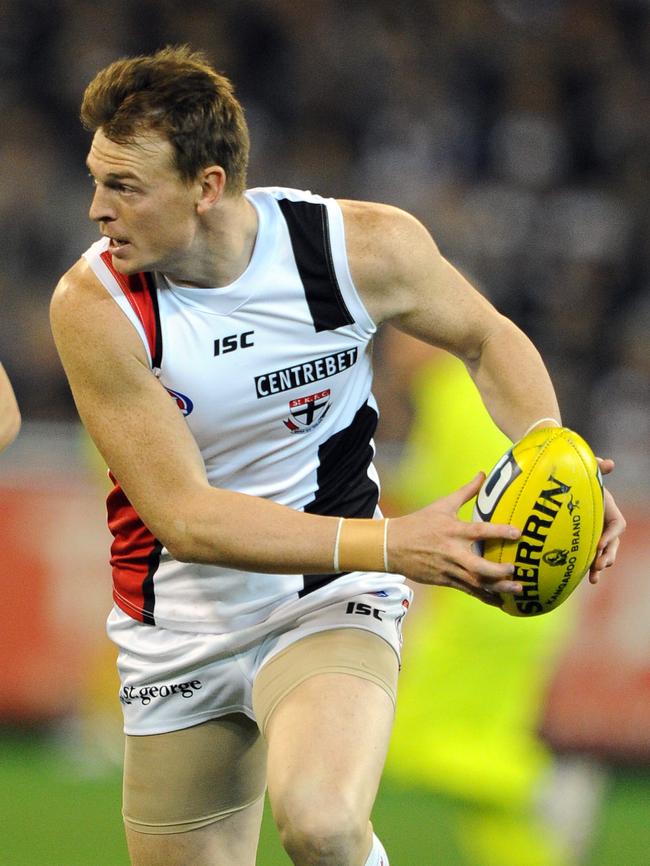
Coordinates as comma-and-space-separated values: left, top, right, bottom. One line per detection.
143, 272, 163, 369
278, 198, 355, 332
141, 540, 163, 625
300, 401, 379, 597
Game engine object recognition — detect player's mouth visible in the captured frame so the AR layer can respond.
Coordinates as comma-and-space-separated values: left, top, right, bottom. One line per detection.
108, 236, 132, 254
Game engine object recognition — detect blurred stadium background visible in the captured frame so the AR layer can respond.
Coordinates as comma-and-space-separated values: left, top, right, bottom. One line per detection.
0, 1, 648, 864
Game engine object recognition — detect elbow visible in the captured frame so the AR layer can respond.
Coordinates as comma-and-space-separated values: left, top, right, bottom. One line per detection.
135, 489, 218, 565
164, 536, 197, 564
139, 488, 229, 566
163, 526, 233, 568
160, 521, 211, 565
465, 314, 525, 370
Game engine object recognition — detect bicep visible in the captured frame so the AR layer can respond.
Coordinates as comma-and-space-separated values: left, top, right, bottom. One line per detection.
391, 246, 508, 364
342, 201, 506, 363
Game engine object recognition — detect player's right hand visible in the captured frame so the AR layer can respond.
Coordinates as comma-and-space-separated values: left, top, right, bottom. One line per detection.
388, 472, 523, 606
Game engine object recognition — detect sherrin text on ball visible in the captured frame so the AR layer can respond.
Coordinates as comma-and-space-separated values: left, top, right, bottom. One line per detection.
474, 427, 604, 616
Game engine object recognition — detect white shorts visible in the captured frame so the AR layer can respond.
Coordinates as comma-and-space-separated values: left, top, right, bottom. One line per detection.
107, 582, 412, 735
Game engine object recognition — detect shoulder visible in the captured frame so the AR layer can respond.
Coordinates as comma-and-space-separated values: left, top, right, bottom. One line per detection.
50, 258, 147, 367
51, 257, 108, 319
337, 199, 442, 323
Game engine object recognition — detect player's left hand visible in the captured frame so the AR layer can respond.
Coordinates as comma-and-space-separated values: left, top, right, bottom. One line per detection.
589, 458, 626, 583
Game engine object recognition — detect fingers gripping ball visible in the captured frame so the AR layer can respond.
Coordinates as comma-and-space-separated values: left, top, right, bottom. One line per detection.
474, 427, 604, 616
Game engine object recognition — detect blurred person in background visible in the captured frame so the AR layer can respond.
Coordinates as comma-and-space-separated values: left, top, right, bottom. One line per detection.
49, 45, 625, 866
379, 328, 584, 866
0, 363, 21, 452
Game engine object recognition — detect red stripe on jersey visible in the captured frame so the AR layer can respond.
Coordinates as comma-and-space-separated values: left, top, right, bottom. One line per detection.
100, 250, 159, 362
107, 474, 161, 624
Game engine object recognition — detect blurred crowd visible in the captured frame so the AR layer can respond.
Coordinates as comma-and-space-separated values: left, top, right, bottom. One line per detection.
1, 0, 648, 496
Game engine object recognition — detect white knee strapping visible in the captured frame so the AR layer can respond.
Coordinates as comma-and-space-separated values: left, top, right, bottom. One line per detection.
364, 833, 390, 866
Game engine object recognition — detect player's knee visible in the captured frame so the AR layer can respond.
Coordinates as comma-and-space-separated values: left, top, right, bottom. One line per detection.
281, 824, 364, 866
277, 795, 366, 866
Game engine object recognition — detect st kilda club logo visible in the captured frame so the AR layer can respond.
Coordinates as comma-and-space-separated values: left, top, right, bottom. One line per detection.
284, 389, 331, 433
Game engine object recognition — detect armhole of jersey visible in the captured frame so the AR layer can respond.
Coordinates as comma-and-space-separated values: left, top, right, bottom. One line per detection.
324, 199, 377, 338
273, 189, 376, 338
82, 242, 161, 369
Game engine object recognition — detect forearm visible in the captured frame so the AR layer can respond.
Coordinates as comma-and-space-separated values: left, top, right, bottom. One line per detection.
130, 473, 526, 605
150, 485, 342, 573
466, 315, 561, 442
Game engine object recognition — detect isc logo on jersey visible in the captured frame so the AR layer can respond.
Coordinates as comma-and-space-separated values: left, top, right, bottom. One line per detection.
474, 426, 604, 617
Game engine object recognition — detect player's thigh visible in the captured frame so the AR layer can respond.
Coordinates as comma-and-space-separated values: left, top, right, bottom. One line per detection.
125, 795, 265, 866
255, 629, 398, 829
123, 713, 266, 866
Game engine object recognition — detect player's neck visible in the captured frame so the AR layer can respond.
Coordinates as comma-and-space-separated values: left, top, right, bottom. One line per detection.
163, 194, 258, 289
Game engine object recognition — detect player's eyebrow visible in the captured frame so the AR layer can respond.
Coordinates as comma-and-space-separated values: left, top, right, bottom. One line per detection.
105, 171, 141, 180
85, 160, 142, 181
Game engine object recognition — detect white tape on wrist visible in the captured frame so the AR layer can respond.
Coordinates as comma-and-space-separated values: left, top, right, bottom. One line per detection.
333, 516, 345, 572
383, 518, 390, 572
336, 518, 388, 573
522, 416, 561, 439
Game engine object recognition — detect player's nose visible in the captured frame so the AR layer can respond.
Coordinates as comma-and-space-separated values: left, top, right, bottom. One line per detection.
89, 186, 116, 223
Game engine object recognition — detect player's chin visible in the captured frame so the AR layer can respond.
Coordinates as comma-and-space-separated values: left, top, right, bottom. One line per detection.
109, 250, 137, 273
109, 249, 149, 275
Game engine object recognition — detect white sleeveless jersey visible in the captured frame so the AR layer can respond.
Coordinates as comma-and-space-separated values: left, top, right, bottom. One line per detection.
83, 187, 403, 638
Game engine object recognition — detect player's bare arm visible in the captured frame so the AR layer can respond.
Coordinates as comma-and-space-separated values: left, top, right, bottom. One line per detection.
341, 200, 561, 441
0, 363, 21, 452
341, 200, 625, 590
51, 257, 519, 598
51, 258, 343, 575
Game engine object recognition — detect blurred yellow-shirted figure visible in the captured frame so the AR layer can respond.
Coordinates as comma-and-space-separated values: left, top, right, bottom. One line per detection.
381, 332, 576, 866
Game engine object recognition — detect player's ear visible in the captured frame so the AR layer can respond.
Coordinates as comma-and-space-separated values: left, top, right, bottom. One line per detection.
196, 166, 226, 213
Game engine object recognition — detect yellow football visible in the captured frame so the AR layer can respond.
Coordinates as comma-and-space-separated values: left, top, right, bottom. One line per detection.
474, 426, 604, 616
